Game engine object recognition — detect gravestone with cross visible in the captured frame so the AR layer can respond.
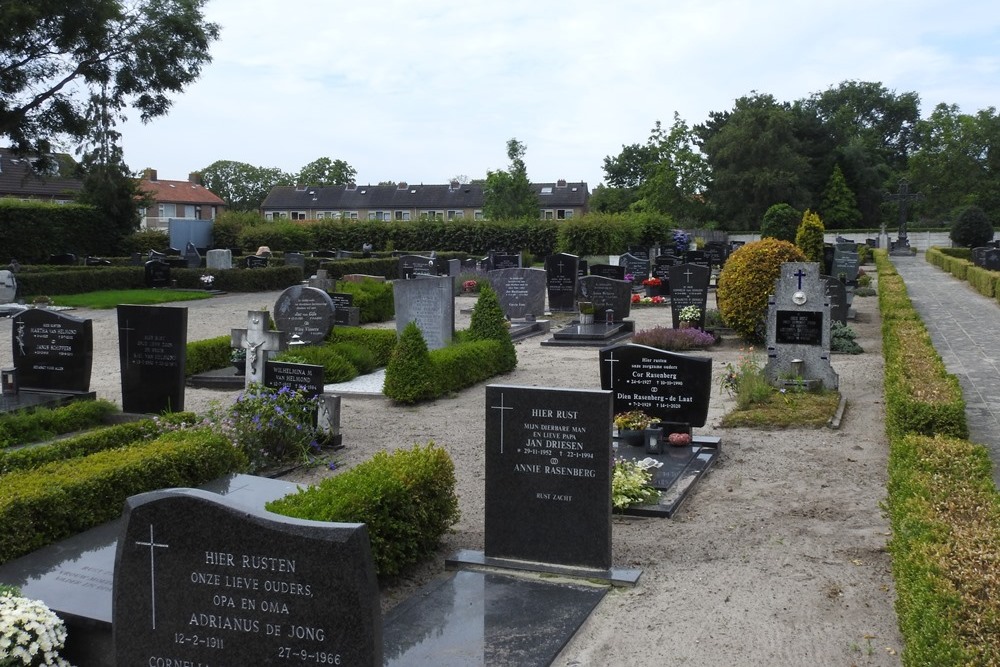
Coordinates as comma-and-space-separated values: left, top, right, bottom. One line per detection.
885, 180, 922, 255
667, 263, 710, 329
764, 262, 838, 390
231, 310, 287, 389
544, 253, 579, 312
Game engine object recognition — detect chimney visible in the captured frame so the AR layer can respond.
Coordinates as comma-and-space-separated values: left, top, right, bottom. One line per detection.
556, 179, 567, 188
188, 172, 203, 185
346, 182, 357, 191
144, 168, 158, 181
449, 179, 460, 190
397, 182, 408, 190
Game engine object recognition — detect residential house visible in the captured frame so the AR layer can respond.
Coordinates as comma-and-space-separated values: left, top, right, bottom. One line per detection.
0, 148, 83, 203
137, 169, 226, 230
260, 180, 589, 221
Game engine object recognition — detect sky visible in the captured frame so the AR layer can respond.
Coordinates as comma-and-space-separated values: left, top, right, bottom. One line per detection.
119, 0, 1000, 189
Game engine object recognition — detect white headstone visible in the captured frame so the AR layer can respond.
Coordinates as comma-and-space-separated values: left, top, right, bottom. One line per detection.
0, 270, 16, 302
206, 249, 232, 270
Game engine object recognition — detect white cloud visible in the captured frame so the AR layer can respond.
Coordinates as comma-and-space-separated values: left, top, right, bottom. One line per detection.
118, 0, 1000, 188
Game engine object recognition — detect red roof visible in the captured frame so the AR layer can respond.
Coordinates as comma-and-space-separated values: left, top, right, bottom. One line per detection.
139, 178, 226, 206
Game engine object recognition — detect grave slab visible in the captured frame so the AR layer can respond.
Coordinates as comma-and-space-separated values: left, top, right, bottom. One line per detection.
614, 438, 720, 517
540, 321, 634, 347
383, 570, 608, 667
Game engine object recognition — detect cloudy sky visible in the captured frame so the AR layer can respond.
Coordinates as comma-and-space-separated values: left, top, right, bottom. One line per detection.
119, 0, 1000, 189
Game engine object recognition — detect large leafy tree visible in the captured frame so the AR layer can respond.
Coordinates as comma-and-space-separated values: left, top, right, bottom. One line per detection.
199, 160, 293, 211
0, 0, 219, 158
695, 93, 812, 230
296, 157, 357, 186
484, 138, 538, 220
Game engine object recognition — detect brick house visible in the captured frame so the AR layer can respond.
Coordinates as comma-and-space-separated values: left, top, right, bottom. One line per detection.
0, 148, 83, 203
260, 180, 589, 221
137, 169, 226, 230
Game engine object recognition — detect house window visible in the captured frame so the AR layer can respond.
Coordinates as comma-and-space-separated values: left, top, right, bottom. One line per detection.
368, 211, 390, 221
421, 210, 443, 220
394, 211, 411, 221
474, 210, 484, 220
159, 203, 176, 218
291, 211, 306, 220
447, 210, 464, 220
540, 186, 553, 195
343, 211, 359, 220
541, 209, 554, 220
557, 209, 573, 219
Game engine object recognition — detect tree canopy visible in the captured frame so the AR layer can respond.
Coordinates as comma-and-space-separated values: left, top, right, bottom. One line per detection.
0, 0, 219, 158
296, 157, 357, 187
199, 160, 293, 212
483, 139, 538, 220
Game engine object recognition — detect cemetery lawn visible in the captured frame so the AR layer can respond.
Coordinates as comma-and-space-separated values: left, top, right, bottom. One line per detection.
719, 389, 841, 428
51, 289, 214, 309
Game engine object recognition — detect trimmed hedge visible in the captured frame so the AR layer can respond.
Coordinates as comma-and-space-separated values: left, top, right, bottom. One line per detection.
266, 443, 459, 577
926, 246, 1000, 302
186, 335, 232, 376
0, 399, 117, 450
328, 327, 397, 366
335, 279, 394, 323
0, 427, 245, 565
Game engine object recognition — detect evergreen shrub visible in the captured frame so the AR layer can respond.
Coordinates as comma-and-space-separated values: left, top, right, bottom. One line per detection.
0, 399, 117, 450
328, 327, 397, 366
267, 443, 460, 577
795, 209, 826, 265
383, 322, 436, 404
716, 238, 806, 342
760, 203, 800, 243
950, 205, 995, 248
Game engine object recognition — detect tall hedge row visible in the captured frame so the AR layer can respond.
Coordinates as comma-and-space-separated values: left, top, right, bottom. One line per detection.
0, 200, 108, 263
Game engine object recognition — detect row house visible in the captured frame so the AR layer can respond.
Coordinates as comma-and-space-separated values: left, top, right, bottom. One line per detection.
0, 148, 83, 203
260, 180, 589, 222
137, 169, 226, 230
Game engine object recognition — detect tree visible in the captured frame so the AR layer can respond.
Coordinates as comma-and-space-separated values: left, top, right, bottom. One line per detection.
0, 0, 219, 159
760, 203, 801, 243
795, 210, 826, 265
950, 205, 995, 248
199, 160, 293, 211
819, 164, 862, 229
296, 158, 356, 186
483, 138, 538, 220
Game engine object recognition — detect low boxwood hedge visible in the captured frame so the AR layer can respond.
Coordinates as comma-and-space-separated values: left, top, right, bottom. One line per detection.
0, 399, 117, 450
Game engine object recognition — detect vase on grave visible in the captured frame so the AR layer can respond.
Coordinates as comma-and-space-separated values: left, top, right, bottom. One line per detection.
645, 286, 662, 297
644, 426, 664, 454
233, 360, 246, 375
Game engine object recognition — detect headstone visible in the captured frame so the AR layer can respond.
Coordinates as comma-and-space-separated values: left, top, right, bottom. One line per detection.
117, 305, 187, 413
12, 309, 93, 393
273, 286, 336, 344
47, 253, 77, 265
627, 245, 649, 260
703, 241, 727, 267
232, 310, 287, 388
617, 253, 649, 282
397, 254, 439, 279
285, 251, 306, 269
821, 275, 848, 326
312, 249, 337, 259
112, 488, 382, 666
822, 245, 836, 275
599, 343, 712, 427
184, 241, 202, 269
144, 259, 171, 288
832, 249, 860, 285
668, 263, 710, 329
589, 264, 625, 281
484, 385, 612, 569
85, 256, 111, 266
545, 253, 579, 312
245, 255, 269, 269
0, 269, 16, 302
393, 275, 455, 350
685, 250, 709, 268
866, 238, 879, 249
329, 292, 361, 327
577, 259, 588, 277
651, 257, 672, 294
489, 267, 547, 320
576, 275, 632, 322
983, 248, 1000, 272
265, 360, 325, 397
764, 262, 838, 390
490, 252, 520, 270
206, 249, 233, 270
336, 249, 355, 259
972, 247, 990, 268
307, 269, 334, 292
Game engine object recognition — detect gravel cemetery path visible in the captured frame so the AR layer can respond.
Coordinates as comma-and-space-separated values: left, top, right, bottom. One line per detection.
0, 289, 901, 666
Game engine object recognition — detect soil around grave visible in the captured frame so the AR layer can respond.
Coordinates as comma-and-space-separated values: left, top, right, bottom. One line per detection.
0, 286, 902, 666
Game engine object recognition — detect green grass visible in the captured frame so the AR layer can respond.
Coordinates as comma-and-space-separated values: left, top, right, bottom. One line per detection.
720, 390, 841, 428
51, 289, 214, 309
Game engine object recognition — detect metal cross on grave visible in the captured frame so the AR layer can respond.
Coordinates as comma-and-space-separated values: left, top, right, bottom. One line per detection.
884, 180, 923, 248
231, 310, 287, 389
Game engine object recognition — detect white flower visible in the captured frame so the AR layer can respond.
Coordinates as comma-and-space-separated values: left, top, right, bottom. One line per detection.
0, 594, 71, 666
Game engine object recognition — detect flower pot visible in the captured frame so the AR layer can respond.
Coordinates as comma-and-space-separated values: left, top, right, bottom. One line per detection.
580, 313, 594, 325
616, 428, 644, 447
645, 286, 662, 297
233, 360, 246, 375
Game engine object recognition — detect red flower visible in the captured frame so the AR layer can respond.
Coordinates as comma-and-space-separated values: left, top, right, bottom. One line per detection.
631, 294, 641, 303
642, 277, 662, 287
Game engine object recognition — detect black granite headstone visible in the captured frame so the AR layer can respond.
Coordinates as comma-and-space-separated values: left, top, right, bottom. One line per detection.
589, 264, 625, 281
398, 254, 439, 279
329, 292, 360, 326
651, 259, 672, 294
47, 253, 77, 265
685, 250, 709, 267
704, 242, 727, 267
577, 259, 588, 277
617, 253, 650, 282
576, 275, 632, 322
983, 249, 1000, 272
822, 244, 835, 275
668, 263, 710, 329
264, 360, 325, 397
312, 249, 337, 259
544, 253, 579, 312
144, 259, 171, 288
490, 253, 520, 270
117, 305, 187, 413
12, 309, 93, 393
245, 255, 269, 269
273, 286, 336, 344
285, 252, 306, 269
776, 310, 824, 345
599, 343, 712, 428
113, 488, 382, 666
484, 385, 612, 569
184, 242, 202, 269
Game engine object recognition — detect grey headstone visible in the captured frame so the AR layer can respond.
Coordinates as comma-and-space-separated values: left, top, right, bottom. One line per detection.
668, 263, 711, 329
832, 250, 860, 285
489, 267, 547, 319
764, 262, 838, 390
599, 343, 712, 427
589, 264, 625, 281
821, 275, 848, 326
117, 305, 187, 413
0, 269, 16, 302
12, 308, 93, 393
307, 269, 334, 292
285, 252, 306, 269
113, 488, 382, 666
545, 253, 579, 312
274, 286, 336, 344
393, 276, 455, 350
484, 385, 612, 569
576, 275, 632, 322
184, 242, 202, 269
206, 248, 233, 270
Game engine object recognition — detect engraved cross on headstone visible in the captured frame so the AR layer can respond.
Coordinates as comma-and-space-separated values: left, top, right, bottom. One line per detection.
885, 180, 923, 247
231, 310, 286, 389
135, 524, 169, 630
682, 267, 693, 283
794, 268, 807, 290
490, 392, 513, 454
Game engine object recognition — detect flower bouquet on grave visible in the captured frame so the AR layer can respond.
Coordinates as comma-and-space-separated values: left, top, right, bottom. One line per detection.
633, 295, 667, 307
642, 276, 663, 297
678, 305, 702, 327
462, 279, 478, 293
612, 457, 661, 510
200, 274, 216, 289
614, 410, 654, 446
0, 591, 72, 666
230, 347, 247, 374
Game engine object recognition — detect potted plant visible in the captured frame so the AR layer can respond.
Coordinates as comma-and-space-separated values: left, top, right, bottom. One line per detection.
578, 301, 595, 325
614, 410, 654, 446
642, 276, 663, 297
230, 347, 247, 375
678, 304, 701, 328
31, 295, 52, 309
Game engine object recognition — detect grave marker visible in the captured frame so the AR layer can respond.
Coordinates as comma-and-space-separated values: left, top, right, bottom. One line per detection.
113, 488, 382, 666
273, 286, 336, 344
576, 275, 632, 322
589, 264, 625, 281
544, 253, 579, 312
144, 259, 171, 288
617, 253, 650, 282
231, 310, 287, 388
489, 267, 547, 320
397, 254, 439, 279
821, 275, 848, 326
206, 249, 232, 270
484, 385, 612, 569
393, 276, 454, 350
0, 269, 16, 302
183, 242, 201, 269
329, 292, 361, 327
12, 308, 93, 393
117, 305, 187, 413
668, 263, 710, 329
264, 360, 325, 397
245, 255, 269, 269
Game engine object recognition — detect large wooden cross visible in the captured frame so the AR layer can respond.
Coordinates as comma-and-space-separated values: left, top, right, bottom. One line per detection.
231, 310, 286, 389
